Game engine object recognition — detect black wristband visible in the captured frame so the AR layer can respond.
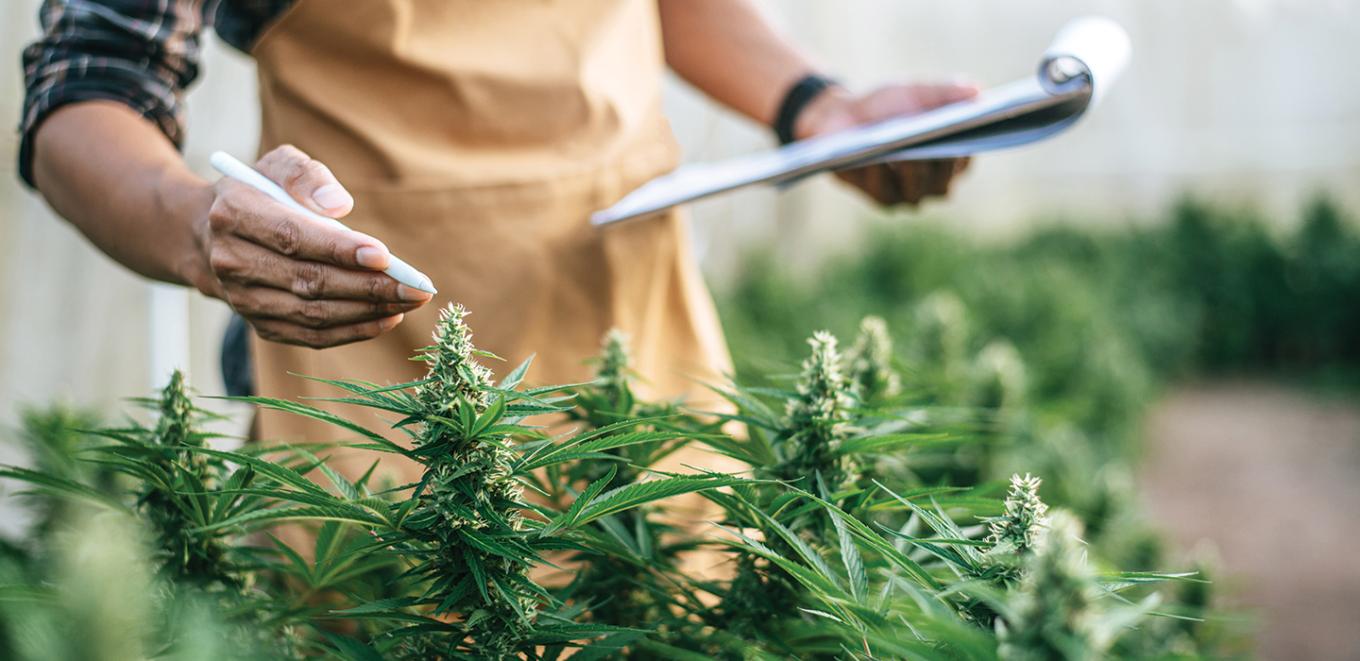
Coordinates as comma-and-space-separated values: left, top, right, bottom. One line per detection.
773, 74, 838, 145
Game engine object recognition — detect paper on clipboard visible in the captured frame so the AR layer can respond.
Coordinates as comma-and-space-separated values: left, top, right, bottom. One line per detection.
591, 16, 1131, 226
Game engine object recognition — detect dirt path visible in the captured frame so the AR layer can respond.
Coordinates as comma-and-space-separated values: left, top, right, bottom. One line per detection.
1140, 382, 1360, 661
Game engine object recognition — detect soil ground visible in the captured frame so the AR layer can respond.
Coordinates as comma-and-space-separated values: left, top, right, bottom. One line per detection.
1140, 381, 1360, 661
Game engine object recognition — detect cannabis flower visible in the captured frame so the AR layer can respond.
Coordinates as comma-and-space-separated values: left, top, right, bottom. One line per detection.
597, 328, 631, 391
998, 510, 1103, 660
418, 303, 495, 414
970, 340, 1027, 412
987, 473, 1051, 555
845, 315, 902, 404
142, 371, 230, 585
410, 304, 536, 657
778, 331, 857, 492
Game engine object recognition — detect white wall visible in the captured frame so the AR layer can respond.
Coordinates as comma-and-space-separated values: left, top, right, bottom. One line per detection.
1, 0, 1357, 429
673, 0, 1360, 279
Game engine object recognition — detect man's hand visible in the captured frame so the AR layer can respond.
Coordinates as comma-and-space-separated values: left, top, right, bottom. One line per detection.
795, 83, 979, 207
194, 145, 433, 348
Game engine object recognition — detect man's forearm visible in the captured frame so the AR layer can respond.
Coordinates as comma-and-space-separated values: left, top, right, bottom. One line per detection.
31, 102, 431, 348
658, 0, 817, 126
32, 101, 216, 293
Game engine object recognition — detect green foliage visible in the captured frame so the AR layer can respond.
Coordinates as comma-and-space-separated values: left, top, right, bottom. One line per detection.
2, 405, 107, 552
716, 195, 1360, 559
0, 380, 299, 660
997, 511, 1106, 660
1, 302, 1222, 659
705, 196, 1359, 657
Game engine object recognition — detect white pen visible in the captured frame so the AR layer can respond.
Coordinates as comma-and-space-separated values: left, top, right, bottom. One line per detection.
209, 151, 437, 295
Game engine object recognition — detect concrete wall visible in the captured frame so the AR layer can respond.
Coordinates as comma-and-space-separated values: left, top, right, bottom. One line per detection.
1, 0, 1356, 427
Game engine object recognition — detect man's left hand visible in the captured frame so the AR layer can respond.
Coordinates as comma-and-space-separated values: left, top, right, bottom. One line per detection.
795, 82, 979, 207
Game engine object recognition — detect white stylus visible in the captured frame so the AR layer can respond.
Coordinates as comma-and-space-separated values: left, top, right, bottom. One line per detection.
209, 151, 437, 294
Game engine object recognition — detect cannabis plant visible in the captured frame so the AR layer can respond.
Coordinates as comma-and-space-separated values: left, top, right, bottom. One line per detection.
554, 330, 708, 634
0, 405, 106, 563
969, 340, 1027, 414
407, 303, 540, 656
996, 511, 1109, 659
694, 327, 968, 654
563, 329, 710, 488
0, 372, 247, 586
0, 373, 305, 659
238, 304, 740, 659
0, 300, 1211, 660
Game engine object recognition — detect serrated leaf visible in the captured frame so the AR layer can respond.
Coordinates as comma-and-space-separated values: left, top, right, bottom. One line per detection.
233, 397, 403, 453
570, 475, 747, 528
829, 508, 868, 602
540, 465, 618, 537
0, 465, 129, 513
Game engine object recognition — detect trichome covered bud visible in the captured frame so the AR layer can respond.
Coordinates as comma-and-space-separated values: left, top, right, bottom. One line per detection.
778, 331, 857, 491
987, 473, 1050, 555
998, 511, 1103, 660
845, 315, 901, 404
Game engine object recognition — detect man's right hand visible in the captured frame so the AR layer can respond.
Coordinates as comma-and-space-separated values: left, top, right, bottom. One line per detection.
194, 145, 432, 349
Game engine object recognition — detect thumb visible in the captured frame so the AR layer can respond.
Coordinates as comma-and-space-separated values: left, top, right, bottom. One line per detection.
254, 144, 355, 219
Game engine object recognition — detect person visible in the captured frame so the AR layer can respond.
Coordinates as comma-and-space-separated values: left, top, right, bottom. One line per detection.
20, 0, 974, 483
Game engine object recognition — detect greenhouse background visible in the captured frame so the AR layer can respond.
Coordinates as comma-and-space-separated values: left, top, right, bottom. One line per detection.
2, 1, 1358, 659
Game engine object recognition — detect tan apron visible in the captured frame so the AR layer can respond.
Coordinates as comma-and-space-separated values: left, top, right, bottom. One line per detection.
248, 0, 734, 489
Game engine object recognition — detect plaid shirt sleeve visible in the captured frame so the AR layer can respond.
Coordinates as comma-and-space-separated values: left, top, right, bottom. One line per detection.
18, 0, 206, 188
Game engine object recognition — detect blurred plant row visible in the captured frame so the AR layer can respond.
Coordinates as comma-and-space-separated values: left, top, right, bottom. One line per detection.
713, 194, 1360, 653
0, 295, 1224, 659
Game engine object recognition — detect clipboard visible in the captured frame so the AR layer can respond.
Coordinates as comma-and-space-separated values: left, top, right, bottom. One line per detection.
591, 17, 1131, 227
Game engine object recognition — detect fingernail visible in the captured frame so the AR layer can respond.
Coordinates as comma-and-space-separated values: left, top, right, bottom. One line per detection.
397, 285, 432, 302
355, 246, 389, 269
312, 184, 353, 211
382, 314, 405, 330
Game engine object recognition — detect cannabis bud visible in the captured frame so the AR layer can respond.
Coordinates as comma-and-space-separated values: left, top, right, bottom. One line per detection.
411, 303, 537, 655
910, 292, 970, 397
156, 370, 196, 451
598, 328, 631, 389
143, 371, 232, 585
970, 340, 1027, 412
779, 331, 857, 491
419, 303, 495, 415
845, 315, 901, 404
998, 510, 1102, 660
987, 473, 1050, 555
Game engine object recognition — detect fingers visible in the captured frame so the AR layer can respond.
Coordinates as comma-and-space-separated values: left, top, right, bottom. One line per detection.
891, 159, 968, 203
825, 82, 978, 208
834, 167, 890, 206
255, 144, 354, 218
209, 178, 391, 271
202, 144, 421, 349
207, 237, 429, 303
924, 160, 956, 197
223, 284, 421, 329
890, 162, 926, 205
912, 82, 980, 110
839, 158, 971, 207
857, 82, 981, 119
250, 314, 405, 349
